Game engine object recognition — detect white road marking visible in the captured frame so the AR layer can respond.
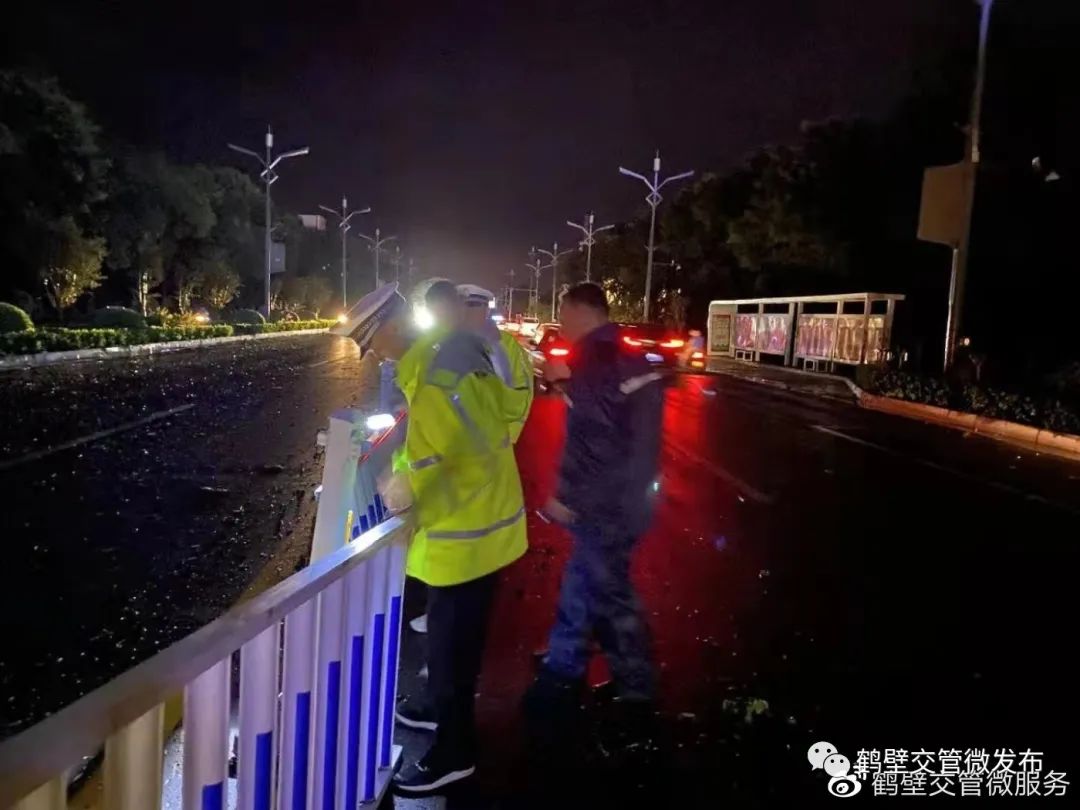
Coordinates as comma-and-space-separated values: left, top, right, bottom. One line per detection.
307, 357, 344, 368
666, 436, 776, 505
812, 425, 1079, 516
0, 403, 196, 472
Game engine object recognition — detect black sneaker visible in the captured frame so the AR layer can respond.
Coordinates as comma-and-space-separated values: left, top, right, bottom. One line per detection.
393, 747, 475, 793
395, 698, 437, 732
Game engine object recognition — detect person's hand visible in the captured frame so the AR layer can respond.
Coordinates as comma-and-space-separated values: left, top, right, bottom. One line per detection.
378, 471, 413, 514
545, 359, 571, 383
544, 497, 575, 525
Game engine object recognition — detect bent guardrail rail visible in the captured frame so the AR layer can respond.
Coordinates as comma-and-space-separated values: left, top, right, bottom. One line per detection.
0, 407, 406, 810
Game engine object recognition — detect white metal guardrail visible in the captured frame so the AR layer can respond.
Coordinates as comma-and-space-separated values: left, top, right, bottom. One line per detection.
0, 407, 406, 810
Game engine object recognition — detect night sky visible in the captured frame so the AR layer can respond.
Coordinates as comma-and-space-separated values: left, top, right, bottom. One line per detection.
7, 0, 972, 288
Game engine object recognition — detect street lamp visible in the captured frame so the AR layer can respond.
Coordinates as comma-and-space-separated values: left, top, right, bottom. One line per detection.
619, 149, 693, 321
358, 227, 397, 290
228, 126, 310, 315
526, 251, 542, 317
390, 245, 404, 283
944, 0, 995, 371
535, 242, 574, 321
318, 196, 371, 309
566, 211, 614, 283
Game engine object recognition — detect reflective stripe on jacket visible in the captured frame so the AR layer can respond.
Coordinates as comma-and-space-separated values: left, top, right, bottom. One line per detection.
497, 329, 534, 443
396, 328, 528, 586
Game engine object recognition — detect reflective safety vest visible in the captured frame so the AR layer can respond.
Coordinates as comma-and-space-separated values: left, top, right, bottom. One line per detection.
496, 329, 534, 443
395, 328, 528, 586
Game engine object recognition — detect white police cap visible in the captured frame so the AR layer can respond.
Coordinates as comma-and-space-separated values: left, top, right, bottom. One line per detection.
456, 284, 495, 306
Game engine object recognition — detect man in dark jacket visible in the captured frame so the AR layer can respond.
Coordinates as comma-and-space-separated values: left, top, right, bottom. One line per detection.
533, 282, 664, 707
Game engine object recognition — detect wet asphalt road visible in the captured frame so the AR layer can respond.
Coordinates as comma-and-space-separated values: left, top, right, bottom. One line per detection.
393, 371, 1080, 808
0, 334, 365, 735
2, 336, 1079, 806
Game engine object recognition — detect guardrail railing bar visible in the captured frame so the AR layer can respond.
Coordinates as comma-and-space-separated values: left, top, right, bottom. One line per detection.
339, 558, 369, 809
0, 518, 404, 808
380, 539, 406, 769
238, 625, 279, 810
182, 658, 230, 810
103, 704, 164, 810
310, 578, 345, 810
359, 547, 389, 803
277, 599, 315, 810
11, 776, 65, 810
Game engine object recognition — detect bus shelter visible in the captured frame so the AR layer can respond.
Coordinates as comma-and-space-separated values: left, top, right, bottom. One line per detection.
707, 292, 904, 371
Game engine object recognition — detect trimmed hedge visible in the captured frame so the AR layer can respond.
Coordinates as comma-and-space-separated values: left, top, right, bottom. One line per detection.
92, 306, 147, 329
863, 368, 1080, 435
233, 319, 337, 335
0, 302, 34, 332
0, 320, 334, 357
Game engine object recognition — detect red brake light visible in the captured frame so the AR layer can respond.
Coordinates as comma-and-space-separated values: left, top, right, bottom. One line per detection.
549, 347, 569, 357
660, 338, 685, 348
622, 336, 642, 347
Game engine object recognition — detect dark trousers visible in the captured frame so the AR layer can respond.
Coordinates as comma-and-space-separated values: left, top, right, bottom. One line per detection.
426, 571, 499, 758
544, 522, 655, 700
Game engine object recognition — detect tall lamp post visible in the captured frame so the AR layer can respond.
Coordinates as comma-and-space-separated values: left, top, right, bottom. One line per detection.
526, 252, 542, 317
390, 245, 404, 283
535, 242, 573, 321
507, 269, 516, 318
228, 126, 309, 315
359, 227, 397, 290
944, 0, 995, 371
619, 150, 693, 321
566, 211, 614, 282
318, 196, 371, 309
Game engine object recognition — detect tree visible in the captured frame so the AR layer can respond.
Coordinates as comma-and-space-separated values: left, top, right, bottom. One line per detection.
276, 274, 334, 317
103, 153, 172, 314
40, 216, 106, 317
194, 262, 241, 310
0, 72, 109, 301
726, 145, 842, 281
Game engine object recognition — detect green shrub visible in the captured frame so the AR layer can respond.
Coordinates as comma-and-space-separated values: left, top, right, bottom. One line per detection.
0, 318, 333, 357
233, 319, 336, 335
92, 306, 147, 329
862, 368, 1080, 434
0, 302, 34, 332
227, 308, 265, 325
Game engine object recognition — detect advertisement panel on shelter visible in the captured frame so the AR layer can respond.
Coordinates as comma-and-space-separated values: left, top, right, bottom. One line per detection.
756, 314, 791, 355
709, 312, 732, 353
796, 315, 836, 359
834, 315, 867, 363
734, 314, 758, 351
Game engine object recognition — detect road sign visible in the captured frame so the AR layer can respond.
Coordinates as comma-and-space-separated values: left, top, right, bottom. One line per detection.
917, 161, 973, 247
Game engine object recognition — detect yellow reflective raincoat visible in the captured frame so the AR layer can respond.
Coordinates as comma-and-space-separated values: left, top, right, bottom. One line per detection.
496, 329, 534, 444
395, 328, 527, 586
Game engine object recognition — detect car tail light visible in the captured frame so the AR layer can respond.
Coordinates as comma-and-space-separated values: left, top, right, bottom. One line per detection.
549, 347, 569, 357
691, 351, 704, 359
622, 336, 641, 347
660, 338, 685, 348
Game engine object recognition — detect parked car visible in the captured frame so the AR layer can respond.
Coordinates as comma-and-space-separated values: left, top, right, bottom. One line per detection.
616, 323, 687, 366
530, 322, 560, 346
518, 316, 540, 337
528, 324, 572, 389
